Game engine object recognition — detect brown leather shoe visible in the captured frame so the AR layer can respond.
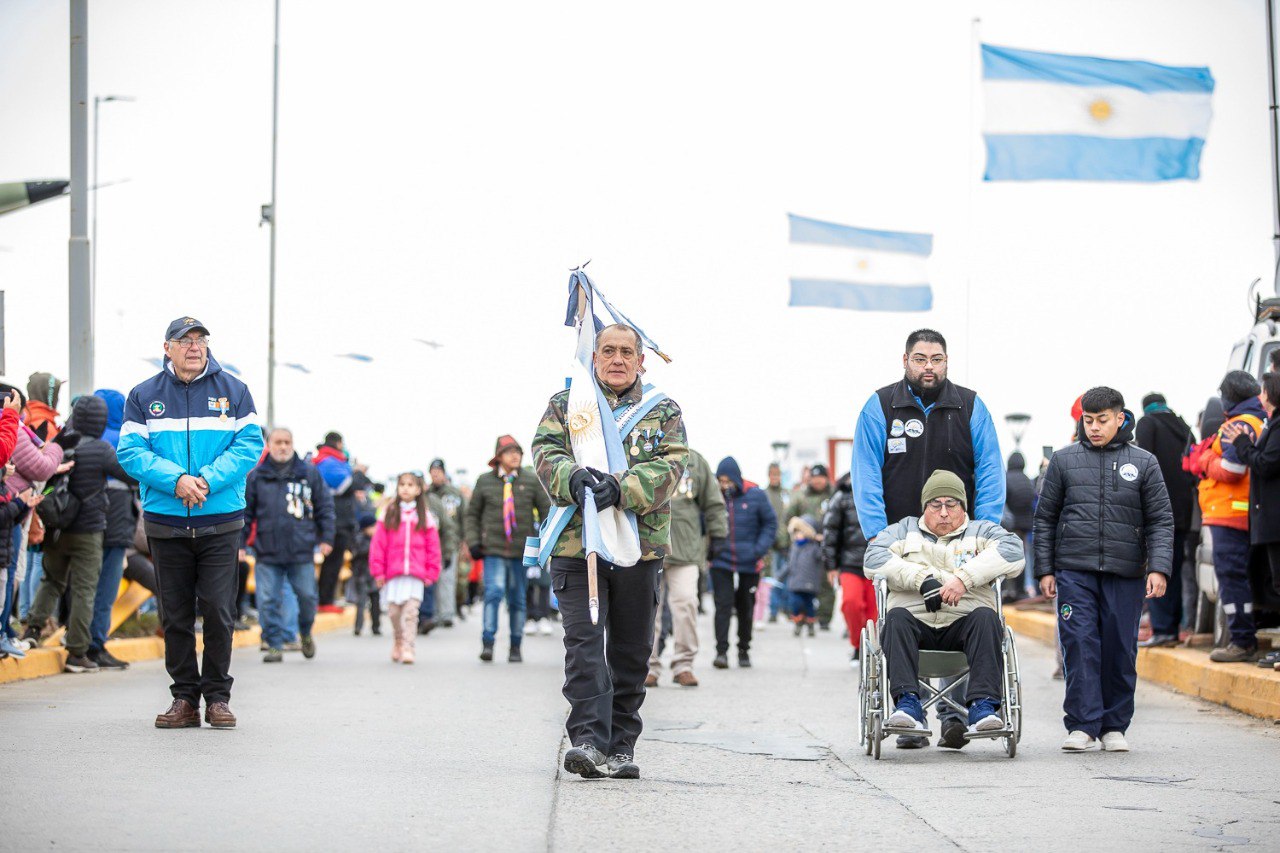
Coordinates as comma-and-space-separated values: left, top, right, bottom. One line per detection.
204, 701, 237, 729
155, 698, 200, 729
673, 670, 699, 687
644, 673, 659, 687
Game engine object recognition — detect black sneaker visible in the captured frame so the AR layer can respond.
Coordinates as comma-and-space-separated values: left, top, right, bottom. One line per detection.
263, 648, 284, 663
509, 646, 523, 663
806, 623, 815, 638
418, 619, 436, 636
480, 643, 494, 662
64, 654, 99, 673
793, 622, 802, 637
607, 754, 640, 779
712, 654, 729, 669
563, 744, 608, 779
819, 623, 831, 632
301, 634, 316, 659
738, 652, 752, 668
93, 649, 130, 670
895, 734, 929, 749
939, 718, 968, 749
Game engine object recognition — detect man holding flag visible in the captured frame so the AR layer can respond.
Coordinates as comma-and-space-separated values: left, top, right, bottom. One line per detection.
531, 273, 687, 781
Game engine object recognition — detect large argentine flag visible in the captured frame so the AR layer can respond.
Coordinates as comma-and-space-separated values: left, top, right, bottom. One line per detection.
788, 213, 933, 312
982, 44, 1214, 182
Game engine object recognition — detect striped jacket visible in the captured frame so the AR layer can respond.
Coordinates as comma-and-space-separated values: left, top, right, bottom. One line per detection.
117, 355, 264, 528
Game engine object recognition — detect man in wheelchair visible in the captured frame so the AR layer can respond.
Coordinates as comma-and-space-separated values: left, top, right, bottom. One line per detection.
865, 470, 1025, 740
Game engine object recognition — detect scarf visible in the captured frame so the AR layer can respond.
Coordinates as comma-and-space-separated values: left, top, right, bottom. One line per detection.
502, 473, 516, 542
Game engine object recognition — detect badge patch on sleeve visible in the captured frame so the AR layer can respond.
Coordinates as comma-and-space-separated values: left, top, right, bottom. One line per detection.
887, 437, 907, 454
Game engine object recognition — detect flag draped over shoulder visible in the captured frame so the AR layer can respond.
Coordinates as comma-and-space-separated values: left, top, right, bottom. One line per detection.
787, 213, 933, 313
981, 43, 1214, 182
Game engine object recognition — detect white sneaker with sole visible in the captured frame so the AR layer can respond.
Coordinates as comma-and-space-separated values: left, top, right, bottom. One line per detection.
538, 618, 553, 637
1061, 730, 1098, 751
886, 709, 927, 731
968, 713, 1004, 733
1100, 732, 1130, 752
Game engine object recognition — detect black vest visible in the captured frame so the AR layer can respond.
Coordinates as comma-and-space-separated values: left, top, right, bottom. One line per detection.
875, 378, 978, 526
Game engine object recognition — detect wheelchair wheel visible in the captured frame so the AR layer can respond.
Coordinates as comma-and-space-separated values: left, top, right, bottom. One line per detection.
1004, 730, 1017, 758
857, 627, 870, 750
871, 712, 883, 760
1005, 628, 1023, 744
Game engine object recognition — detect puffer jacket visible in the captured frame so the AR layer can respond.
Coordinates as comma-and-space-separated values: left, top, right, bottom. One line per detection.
1004, 452, 1036, 532
821, 475, 868, 575
96, 389, 138, 548
62, 395, 136, 534
9, 423, 64, 495
865, 516, 1024, 628
709, 457, 777, 574
1033, 411, 1174, 579
0, 483, 30, 567
780, 516, 824, 594
368, 503, 442, 585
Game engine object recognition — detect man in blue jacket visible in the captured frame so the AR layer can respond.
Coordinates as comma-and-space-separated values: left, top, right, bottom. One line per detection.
710, 457, 777, 669
118, 317, 264, 730
852, 328, 1005, 750
243, 427, 335, 664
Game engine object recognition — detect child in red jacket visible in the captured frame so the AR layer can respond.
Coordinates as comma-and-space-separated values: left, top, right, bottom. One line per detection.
369, 472, 442, 664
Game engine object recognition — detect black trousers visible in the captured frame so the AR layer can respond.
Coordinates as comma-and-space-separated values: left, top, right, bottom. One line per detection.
150, 529, 241, 706
711, 568, 759, 655
527, 582, 551, 621
882, 607, 1003, 706
552, 556, 660, 756
318, 529, 354, 606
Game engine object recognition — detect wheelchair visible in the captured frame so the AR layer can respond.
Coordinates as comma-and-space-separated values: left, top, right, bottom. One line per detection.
858, 577, 1022, 759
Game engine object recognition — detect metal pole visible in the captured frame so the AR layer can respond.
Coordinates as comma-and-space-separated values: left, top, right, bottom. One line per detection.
92, 94, 99, 319
69, 0, 93, 398
266, 0, 280, 426
1267, 0, 1280, 289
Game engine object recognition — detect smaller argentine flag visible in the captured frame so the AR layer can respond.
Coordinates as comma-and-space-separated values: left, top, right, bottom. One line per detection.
982, 44, 1214, 182
788, 213, 933, 313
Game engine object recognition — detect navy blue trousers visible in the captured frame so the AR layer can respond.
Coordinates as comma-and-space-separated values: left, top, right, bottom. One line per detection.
1209, 526, 1256, 649
1056, 570, 1144, 737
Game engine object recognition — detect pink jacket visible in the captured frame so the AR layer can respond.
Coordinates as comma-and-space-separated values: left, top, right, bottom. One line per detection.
369, 505, 442, 585
9, 424, 64, 494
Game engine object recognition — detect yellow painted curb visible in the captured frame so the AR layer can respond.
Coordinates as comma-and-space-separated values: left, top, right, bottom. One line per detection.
0, 608, 355, 686
1006, 607, 1280, 720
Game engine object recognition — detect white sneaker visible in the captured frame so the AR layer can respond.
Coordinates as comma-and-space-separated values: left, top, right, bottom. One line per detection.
1100, 731, 1130, 752
753, 620, 765, 631
968, 713, 1003, 733
538, 618, 553, 637
1061, 730, 1098, 751
886, 709, 927, 731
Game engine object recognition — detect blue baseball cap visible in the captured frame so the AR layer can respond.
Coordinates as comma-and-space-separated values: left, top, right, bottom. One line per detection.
165, 316, 209, 340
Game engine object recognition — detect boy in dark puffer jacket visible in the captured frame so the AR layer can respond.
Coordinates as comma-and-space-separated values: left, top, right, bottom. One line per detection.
1034, 386, 1174, 754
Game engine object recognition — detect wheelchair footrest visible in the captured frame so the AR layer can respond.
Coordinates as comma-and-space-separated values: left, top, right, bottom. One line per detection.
882, 725, 932, 737
961, 727, 1013, 740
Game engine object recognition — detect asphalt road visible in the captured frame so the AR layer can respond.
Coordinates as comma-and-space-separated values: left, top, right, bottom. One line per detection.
3, 604, 1278, 852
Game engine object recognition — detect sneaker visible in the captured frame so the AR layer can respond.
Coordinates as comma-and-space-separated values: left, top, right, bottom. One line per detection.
806, 622, 815, 638
966, 698, 1003, 733
895, 735, 929, 749
848, 650, 860, 669
19, 624, 41, 646
737, 651, 752, 668
753, 620, 765, 631
1101, 731, 1130, 752
645, 673, 659, 687
1061, 730, 1098, 751
793, 621, 802, 637
1209, 643, 1260, 663
768, 613, 778, 624
819, 623, 831, 632
301, 634, 316, 659
480, 643, 494, 662
886, 694, 927, 731
940, 718, 970, 748
1138, 633, 1178, 648
0, 636, 26, 658
417, 619, 436, 636
607, 754, 640, 779
259, 640, 269, 652
674, 670, 699, 687
538, 618, 553, 637
1256, 650, 1280, 668
233, 617, 251, 632
509, 646, 523, 663
282, 641, 302, 653
713, 654, 729, 669
563, 744, 609, 779
64, 654, 99, 673
93, 649, 130, 670
263, 648, 283, 663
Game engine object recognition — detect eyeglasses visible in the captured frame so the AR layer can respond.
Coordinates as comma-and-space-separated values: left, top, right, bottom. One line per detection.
170, 336, 210, 349
925, 498, 961, 511
909, 355, 947, 367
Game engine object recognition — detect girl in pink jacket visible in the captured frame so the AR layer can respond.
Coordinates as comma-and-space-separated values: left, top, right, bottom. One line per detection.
369, 472, 442, 664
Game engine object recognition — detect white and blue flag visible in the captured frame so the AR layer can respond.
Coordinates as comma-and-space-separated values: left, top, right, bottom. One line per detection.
982, 44, 1214, 182
788, 213, 933, 313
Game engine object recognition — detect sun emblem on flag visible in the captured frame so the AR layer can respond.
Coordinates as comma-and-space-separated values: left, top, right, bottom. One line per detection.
1088, 98, 1113, 122
567, 399, 601, 442
856, 258, 870, 271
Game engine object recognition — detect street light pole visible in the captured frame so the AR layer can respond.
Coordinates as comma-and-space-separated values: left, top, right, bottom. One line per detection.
92, 94, 134, 329
69, 0, 92, 398
262, 0, 281, 427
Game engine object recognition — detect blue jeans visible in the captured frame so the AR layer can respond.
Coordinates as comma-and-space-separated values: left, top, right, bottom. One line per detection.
789, 590, 816, 619
19, 549, 42, 621
256, 561, 317, 650
769, 551, 789, 617
482, 556, 526, 647
3, 525, 21, 638
89, 546, 126, 653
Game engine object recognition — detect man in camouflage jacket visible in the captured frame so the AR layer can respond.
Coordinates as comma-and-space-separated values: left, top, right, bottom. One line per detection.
532, 323, 688, 781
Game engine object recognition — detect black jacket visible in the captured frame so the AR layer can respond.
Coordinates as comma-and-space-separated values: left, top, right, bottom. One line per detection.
244, 454, 336, 565
1233, 422, 1280, 545
1005, 452, 1036, 532
1033, 412, 1174, 579
1134, 409, 1195, 531
103, 482, 139, 548
0, 485, 30, 568
821, 477, 868, 576
64, 395, 136, 535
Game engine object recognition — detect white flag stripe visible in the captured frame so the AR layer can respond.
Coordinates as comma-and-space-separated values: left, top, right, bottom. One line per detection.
983, 81, 1212, 139
789, 243, 929, 287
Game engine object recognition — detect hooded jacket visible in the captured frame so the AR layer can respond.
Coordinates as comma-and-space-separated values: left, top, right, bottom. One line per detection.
244, 453, 336, 565
1134, 406, 1196, 531
1004, 452, 1036, 532
117, 354, 264, 529
821, 474, 868, 575
1033, 411, 1175, 579
313, 444, 360, 536
369, 503, 443, 586
709, 457, 777, 574
23, 372, 62, 442
1194, 396, 1265, 531
667, 449, 729, 567
62, 395, 136, 534
95, 389, 138, 548
781, 516, 824, 594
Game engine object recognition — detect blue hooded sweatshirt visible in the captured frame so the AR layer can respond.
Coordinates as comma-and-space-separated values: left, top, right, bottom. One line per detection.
710, 457, 778, 574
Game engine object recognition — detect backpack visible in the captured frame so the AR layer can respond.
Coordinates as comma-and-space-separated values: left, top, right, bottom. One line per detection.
36, 472, 81, 536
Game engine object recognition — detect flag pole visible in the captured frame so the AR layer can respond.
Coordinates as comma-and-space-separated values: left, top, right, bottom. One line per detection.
965, 17, 982, 384
573, 277, 601, 626
1266, 0, 1280, 290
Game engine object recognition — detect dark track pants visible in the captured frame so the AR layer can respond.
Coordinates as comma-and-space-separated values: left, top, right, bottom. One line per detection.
1209, 525, 1256, 649
318, 529, 354, 606
553, 556, 660, 756
711, 568, 759, 655
881, 607, 1003, 705
1056, 569, 1144, 737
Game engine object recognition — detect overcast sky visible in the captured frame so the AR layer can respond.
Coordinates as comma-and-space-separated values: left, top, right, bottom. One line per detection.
0, 0, 1271, 485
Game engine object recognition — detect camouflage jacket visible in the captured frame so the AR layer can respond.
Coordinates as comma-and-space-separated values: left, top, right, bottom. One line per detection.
532, 378, 688, 561
788, 485, 834, 528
